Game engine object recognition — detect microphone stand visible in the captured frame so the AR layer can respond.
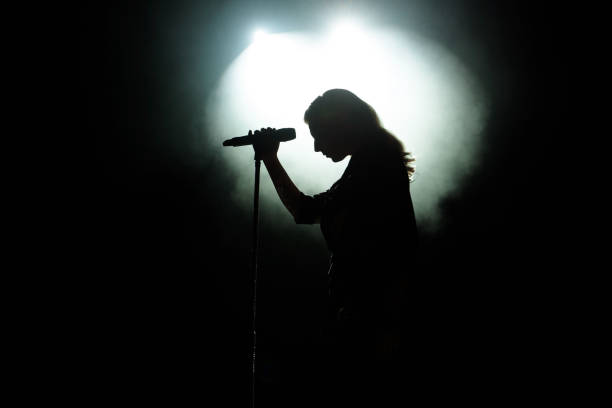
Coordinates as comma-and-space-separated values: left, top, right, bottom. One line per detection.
250, 153, 261, 408
222, 129, 295, 408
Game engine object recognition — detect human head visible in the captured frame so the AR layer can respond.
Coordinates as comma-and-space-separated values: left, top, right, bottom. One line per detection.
304, 89, 381, 162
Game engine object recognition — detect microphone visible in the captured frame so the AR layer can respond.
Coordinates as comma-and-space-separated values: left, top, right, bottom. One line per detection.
222, 128, 296, 147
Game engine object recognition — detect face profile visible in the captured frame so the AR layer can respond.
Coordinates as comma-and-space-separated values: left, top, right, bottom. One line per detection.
309, 123, 350, 162
304, 89, 382, 163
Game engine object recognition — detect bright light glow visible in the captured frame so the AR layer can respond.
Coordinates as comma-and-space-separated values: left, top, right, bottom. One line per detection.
328, 19, 366, 45
206, 24, 489, 232
252, 29, 269, 43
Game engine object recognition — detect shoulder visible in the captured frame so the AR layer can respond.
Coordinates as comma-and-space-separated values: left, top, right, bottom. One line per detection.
352, 144, 406, 179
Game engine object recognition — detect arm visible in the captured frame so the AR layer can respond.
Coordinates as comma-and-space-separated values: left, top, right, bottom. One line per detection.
250, 128, 302, 220
262, 155, 302, 220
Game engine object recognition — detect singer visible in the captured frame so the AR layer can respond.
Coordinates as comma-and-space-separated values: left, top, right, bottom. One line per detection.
252, 89, 417, 406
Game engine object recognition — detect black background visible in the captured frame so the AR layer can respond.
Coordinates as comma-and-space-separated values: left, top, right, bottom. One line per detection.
81, 0, 569, 404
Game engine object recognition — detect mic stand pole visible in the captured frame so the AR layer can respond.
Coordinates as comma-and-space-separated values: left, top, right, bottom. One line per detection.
250, 154, 261, 408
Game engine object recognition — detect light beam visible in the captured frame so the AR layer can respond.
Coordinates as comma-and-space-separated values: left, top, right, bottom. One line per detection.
252, 29, 268, 43
206, 23, 488, 232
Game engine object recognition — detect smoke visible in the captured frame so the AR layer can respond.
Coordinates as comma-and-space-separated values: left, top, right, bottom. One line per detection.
204, 25, 488, 233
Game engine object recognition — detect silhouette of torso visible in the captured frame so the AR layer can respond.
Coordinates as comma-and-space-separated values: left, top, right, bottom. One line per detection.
295, 141, 417, 328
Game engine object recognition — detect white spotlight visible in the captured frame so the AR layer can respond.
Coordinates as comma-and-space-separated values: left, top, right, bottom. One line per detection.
329, 19, 364, 43
326, 19, 370, 58
252, 29, 269, 43
208, 27, 489, 231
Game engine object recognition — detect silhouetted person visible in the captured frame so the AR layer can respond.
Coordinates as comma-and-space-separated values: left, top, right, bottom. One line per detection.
252, 89, 417, 406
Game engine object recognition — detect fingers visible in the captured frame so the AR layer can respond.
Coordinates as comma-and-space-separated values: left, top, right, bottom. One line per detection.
250, 127, 277, 136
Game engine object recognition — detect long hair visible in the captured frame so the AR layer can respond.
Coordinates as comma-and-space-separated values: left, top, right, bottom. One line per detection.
304, 89, 415, 180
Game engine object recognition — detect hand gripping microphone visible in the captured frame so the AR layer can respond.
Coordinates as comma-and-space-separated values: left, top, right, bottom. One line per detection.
222, 128, 296, 147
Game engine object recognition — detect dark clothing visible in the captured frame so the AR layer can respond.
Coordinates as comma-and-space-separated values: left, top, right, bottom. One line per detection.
295, 141, 417, 329
294, 141, 416, 405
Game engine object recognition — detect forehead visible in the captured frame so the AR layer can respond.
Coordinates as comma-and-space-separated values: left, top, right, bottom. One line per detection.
308, 122, 333, 138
